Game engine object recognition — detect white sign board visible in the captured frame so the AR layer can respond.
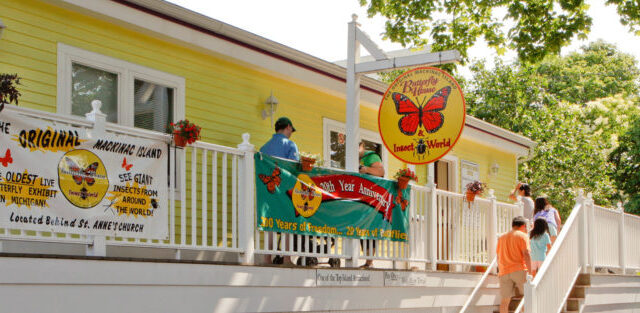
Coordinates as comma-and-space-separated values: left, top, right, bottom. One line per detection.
0, 111, 168, 239
460, 160, 479, 191
316, 269, 379, 286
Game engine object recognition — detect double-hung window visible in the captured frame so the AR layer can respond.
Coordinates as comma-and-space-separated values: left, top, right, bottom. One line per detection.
57, 43, 185, 132
322, 118, 387, 174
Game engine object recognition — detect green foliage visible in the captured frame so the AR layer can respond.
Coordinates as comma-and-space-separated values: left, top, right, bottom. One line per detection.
609, 116, 640, 214
465, 42, 640, 217
359, 0, 639, 63
0, 73, 21, 110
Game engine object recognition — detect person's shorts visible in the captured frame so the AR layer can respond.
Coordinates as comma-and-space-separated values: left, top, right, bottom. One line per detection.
531, 260, 543, 272
548, 224, 558, 237
499, 270, 526, 298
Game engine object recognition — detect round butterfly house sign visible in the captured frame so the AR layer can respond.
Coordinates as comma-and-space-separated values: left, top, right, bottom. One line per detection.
378, 67, 466, 164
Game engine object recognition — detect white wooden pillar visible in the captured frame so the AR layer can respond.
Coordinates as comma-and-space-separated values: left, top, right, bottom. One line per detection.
238, 133, 255, 265
618, 202, 626, 274
85, 100, 107, 257
576, 190, 588, 273
345, 15, 361, 267
487, 189, 498, 264
426, 163, 438, 271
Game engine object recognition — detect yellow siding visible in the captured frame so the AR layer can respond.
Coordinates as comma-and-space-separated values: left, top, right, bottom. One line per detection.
450, 138, 518, 202
0, 0, 523, 242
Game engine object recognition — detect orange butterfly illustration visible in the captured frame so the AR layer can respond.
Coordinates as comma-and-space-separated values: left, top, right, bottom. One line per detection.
301, 183, 315, 202
0, 149, 13, 167
258, 166, 281, 193
122, 157, 133, 171
395, 194, 408, 211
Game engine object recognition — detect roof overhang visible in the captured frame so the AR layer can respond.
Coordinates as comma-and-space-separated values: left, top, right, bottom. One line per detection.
43, 0, 536, 157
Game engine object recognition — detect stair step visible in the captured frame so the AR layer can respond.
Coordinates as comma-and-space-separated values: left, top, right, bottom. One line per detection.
577, 273, 591, 286
566, 297, 583, 311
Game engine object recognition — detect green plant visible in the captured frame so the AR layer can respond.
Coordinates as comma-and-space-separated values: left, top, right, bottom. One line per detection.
0, 73, 21, 112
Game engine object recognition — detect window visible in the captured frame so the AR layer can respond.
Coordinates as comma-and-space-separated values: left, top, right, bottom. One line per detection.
57, 43, 185, 132
323, 118, 387, 174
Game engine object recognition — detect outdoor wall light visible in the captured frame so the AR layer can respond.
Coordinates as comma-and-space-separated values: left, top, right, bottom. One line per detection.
490, 162, 500, 175
0, 19, 6, 40
261, 90, 279, 125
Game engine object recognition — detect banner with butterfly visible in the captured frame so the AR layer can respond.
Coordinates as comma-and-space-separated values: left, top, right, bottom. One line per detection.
378, 67, 466, 164
0, 111, 168, 239
256, 154, 409, 242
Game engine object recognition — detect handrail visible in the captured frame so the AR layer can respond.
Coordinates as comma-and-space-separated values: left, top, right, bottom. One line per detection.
532, 201, 582, 285
459, 257, 498, 313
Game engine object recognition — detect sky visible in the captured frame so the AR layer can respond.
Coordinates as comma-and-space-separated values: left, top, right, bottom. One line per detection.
166, 0, 640, 78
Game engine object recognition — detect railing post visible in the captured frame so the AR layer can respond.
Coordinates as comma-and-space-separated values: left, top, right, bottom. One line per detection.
487, 189, 498, 266
524, 274, 536, 313
587, 193, 596, 274
576, 189, 588, 273
237, 133, 255, 265
618, 202, 626, 274
85, 100, 107, 257
426, 163, 438, 271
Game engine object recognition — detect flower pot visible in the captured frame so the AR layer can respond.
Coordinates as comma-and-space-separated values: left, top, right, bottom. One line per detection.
466, 191, 476, 202
300, 156, 316, 171
397, 176, 410, 190
174, 134, 188, 147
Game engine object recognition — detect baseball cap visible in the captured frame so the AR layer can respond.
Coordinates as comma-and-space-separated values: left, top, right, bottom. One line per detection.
275, 117, 296, 132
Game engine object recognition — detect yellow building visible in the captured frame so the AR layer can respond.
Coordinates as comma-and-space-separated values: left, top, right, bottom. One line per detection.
0, 0, 534, 202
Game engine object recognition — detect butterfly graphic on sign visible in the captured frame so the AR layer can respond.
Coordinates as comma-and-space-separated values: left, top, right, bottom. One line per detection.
122, 157, 133, 171
258, 166, 281, 193
65, 157, 99, 186
395, 193, 408, 211
393, 86, 451, 136
300, 183, 315, 202
0, 149, 13, 167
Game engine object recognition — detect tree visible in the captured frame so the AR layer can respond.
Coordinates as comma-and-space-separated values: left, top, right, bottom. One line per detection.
465, 42, 640, 217
359, 0, 640, 63
609, 116, 640, 214
0, 73, 21, 112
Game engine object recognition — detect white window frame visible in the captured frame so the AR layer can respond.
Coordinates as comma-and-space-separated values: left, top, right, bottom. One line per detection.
322, 117, 388, 175
57, 43, 185, 129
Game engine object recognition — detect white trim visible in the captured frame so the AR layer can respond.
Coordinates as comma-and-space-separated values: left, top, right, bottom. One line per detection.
322, 118, 388, 177
56, 43, 185, 128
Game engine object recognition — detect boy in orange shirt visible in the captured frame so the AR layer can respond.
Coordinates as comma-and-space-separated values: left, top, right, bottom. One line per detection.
497, 216, 533, 313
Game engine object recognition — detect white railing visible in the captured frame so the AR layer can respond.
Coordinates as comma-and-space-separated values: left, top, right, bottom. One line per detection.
497, 192, 640, 313
0, 104, 523, 268
459, 257, 498, 313
523, 197, 585, 313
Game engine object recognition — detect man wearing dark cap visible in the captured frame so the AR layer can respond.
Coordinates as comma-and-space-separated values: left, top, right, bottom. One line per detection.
260, 117, 299, 265
260, 117, 299, 161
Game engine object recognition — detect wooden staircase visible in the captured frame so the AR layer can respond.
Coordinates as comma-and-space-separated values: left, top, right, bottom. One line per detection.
491, 274, 591, 313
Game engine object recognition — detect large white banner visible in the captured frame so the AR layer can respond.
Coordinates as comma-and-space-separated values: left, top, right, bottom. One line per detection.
0, 111, 168, 239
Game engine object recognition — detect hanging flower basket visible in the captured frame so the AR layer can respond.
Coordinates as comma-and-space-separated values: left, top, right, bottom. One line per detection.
394, 168, 417, 190
173, 133, 188, 147
299, 152, 321, 172
397, 176, 410, 190
169, 119, 201, 148
300, 156, 316, 172
466, 190, 477, 202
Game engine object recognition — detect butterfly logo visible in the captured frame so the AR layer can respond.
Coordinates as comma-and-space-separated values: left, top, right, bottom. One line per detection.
395, 194, 408, 211
301, 183, 315, 202
122, 157, 133, 171
65, 157, 99, 186
258, 166, 281, 193
393, 86, 451, 136
0, 149, 13, 167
